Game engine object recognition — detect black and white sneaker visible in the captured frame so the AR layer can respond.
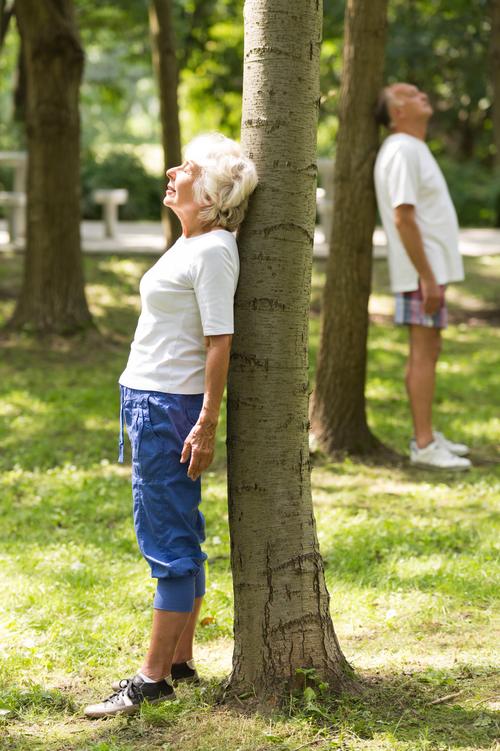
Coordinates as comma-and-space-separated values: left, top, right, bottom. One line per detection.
111, 660, 198, 692
172, 659, 199, 683
84, 673, 175, 718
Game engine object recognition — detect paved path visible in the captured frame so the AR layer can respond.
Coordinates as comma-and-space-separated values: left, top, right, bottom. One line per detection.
1, 220, 499, 257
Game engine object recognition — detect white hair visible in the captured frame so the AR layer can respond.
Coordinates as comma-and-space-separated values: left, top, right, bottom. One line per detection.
184, 133, 258, 232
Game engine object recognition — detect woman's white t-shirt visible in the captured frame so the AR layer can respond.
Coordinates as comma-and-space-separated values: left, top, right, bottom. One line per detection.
374, 132, 464, 293
119, 229, 239, 394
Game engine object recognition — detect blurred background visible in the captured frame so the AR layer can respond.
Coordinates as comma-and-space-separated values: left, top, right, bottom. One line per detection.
0, 0, 497, 228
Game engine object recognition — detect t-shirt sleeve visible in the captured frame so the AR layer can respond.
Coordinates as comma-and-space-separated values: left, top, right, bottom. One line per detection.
190, 243, 239, 335
386, 144, 420, 208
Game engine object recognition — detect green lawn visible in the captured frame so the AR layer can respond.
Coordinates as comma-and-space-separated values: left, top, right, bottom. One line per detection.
0, 251, 498, 751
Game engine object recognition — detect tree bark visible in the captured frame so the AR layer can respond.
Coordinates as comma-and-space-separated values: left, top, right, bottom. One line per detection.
491, 0, 500, 168
149, 0, 182, 248
310, 0, 389, 456
9, 0, 92, 335
227, 0, 351, 699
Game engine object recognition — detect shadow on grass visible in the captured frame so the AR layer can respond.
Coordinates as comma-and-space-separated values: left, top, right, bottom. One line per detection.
329, 666, 499, 750
2, 665, 498, 751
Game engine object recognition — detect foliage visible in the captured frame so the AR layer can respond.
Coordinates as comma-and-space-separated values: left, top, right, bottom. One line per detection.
386, 0, 493, 163
81, 150, 163, 221
0, 0, 498, 223
0, 251, 498, 749
440, 158, 500, 227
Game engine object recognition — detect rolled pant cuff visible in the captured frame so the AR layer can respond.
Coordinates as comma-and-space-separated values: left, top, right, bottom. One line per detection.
154, 575, 195, 612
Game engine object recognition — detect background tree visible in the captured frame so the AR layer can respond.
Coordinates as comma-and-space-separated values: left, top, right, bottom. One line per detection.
149, 0, 182, 247
10, 0, 92, 335
0, 0, 13, 49
310, 0, 389, 455
227, 0, 351, 697
491, 0, 500, 168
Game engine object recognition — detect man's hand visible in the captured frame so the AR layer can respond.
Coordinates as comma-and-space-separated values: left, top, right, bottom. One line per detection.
420, 276, 441, 315
180, 419, 217, 481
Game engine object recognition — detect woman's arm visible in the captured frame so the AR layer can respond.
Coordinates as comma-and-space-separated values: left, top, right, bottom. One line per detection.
180, 334, 232, 481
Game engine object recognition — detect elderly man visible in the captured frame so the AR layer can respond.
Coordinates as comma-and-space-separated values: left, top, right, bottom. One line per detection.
374, 83, 471, 470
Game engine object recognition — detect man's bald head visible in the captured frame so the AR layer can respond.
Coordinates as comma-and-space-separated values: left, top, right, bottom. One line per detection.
375, 83, 432, 131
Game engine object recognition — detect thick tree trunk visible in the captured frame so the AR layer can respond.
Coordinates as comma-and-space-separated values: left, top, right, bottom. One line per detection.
310, 0, 389, 455
227, 0, 351, 699
9, 0, 92, 335
491, 0, 500, 168
149, 0, 182, 248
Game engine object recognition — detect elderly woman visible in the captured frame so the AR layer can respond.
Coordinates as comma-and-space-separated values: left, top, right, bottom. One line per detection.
85, 134, 257, 718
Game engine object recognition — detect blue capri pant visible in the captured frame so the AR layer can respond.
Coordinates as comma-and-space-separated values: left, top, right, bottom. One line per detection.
119, 386, 206, 612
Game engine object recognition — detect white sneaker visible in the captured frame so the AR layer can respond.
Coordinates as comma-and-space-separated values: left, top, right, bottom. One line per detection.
410, 440, 471, 471
433, 431, 469, 457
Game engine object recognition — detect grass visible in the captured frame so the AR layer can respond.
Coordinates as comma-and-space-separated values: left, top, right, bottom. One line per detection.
0, 249, 499, 751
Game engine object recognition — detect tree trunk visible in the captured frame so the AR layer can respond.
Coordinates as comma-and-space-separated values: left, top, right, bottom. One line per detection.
14, 40, 27, 123
9, 0, 92, 335
149, 0, 182, 248
491, 0, 500, 168
0, 0, 13, 49
226, 0, 351, 699
310, 0, 389, 456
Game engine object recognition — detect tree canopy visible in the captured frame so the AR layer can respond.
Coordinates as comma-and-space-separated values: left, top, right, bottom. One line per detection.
0, 0, 497, 225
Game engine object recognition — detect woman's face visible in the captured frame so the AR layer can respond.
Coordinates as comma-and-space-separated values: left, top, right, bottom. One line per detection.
164, 160, 202, 214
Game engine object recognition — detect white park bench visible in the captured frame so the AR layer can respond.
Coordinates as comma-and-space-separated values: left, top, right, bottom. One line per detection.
0, 151, 27, 244
92, 188, 129, 238
0, 190, 26, 243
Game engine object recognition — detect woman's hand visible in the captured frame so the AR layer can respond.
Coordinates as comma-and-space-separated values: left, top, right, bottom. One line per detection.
180, 419, 217, 481
181, 334, 231, 481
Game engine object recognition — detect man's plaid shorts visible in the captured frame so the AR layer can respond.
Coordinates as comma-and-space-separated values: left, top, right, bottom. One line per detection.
394, 283, 447, 329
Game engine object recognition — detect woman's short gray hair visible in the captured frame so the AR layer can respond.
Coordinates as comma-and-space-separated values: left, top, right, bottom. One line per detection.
184, 133, 258, 232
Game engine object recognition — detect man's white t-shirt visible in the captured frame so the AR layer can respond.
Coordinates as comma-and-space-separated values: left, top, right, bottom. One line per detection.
374, 132, 464, 293
119, 229, 239, 394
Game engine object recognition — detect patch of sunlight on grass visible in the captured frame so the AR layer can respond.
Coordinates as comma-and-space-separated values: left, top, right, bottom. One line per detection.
0, 391, 50, 416
99, 256, 150, 283
86, 284, 140, 315
82, 416, 116, 431
457, 417, 500, 442
369, 292, 393, 316
447, 287, 495, 310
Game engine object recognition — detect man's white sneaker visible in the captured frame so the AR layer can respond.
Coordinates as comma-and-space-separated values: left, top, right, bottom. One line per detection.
433, 431, 469, 457
410, 440, 471, 471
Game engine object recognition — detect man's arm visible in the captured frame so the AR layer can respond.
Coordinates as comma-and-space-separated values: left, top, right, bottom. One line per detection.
394, 204, 441, 314
180, 334, 232, 481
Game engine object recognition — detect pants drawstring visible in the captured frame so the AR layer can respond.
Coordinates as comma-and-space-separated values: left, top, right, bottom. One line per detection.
118, 387, 124, 463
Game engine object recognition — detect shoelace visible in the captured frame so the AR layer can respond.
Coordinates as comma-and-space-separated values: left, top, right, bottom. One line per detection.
104, 680, 140, 706
127, 680, 142, 703
104, 689, 127, 705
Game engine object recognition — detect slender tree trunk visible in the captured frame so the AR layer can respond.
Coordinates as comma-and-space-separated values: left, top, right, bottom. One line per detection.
149, 0, 182, 248
9, 0, 92, 335
227, 0, 351, 699
0, 0, 13, 49
310, 0, 389, 456
13, 38, 27, 123
491, 0, 500, 168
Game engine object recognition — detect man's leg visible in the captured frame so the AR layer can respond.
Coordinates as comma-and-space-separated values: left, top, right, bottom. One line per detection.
405, 324, 441, 448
